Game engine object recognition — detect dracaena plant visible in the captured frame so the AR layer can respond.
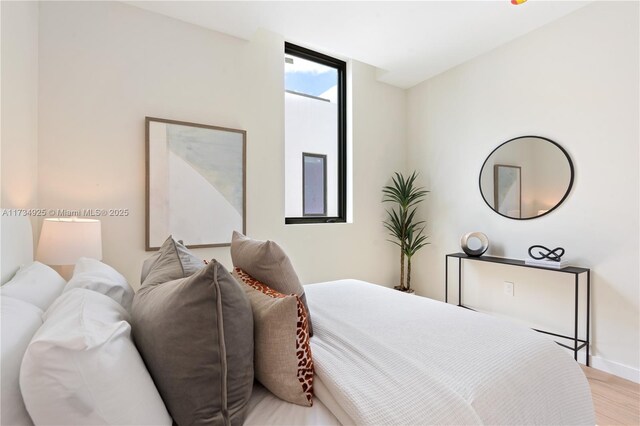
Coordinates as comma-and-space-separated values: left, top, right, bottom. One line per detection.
382, 171, 429, 292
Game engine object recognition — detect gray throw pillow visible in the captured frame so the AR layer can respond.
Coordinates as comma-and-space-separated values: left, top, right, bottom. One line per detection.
132, 259, 254, 426
230, 231, 313, 336
140, 236, 205, 285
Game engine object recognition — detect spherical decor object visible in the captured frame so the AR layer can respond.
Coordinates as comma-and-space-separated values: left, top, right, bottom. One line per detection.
461, 232, 489, 257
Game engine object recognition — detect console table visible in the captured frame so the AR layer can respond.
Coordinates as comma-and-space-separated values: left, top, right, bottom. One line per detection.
445, 252, 591, 366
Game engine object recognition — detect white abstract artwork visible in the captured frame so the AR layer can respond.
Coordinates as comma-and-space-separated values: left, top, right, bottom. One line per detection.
146, 117, 245, 249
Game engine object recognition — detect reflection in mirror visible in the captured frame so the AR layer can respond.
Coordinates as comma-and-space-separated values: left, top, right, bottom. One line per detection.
479, 136, 574, 220
494, 165, 521, 217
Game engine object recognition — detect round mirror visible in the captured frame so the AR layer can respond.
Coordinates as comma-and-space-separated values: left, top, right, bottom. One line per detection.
479, 136, 574, 220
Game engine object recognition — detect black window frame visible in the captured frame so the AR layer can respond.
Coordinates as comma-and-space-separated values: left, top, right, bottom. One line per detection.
302, 152, 327, 217
284, 42, 347, 224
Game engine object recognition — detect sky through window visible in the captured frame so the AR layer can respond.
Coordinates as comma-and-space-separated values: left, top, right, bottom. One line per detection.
285, 54, 337, 99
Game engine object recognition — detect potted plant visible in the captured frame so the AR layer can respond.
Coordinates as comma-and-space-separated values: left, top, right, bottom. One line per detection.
382, 171, 429, 293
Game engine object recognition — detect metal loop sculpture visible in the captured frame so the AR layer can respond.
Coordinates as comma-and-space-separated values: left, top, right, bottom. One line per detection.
528, 245, 565, 261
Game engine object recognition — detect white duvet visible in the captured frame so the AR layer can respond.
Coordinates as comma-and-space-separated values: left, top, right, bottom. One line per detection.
306, 280, 594, 425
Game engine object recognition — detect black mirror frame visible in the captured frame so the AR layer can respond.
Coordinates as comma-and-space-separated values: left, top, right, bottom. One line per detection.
478, 135, 575, 220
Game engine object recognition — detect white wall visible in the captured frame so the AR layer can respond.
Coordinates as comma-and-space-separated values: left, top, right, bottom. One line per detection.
0, 1, 39, 279
407, 2, 639, 379
1, 1, 39, 210
36, 2, 405, 289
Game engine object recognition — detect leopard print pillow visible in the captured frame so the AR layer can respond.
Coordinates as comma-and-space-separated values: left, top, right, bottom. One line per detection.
233, 268, 314, 406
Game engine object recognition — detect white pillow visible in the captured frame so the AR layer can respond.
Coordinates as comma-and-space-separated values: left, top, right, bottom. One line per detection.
1, 261, 66, 311
20, 288, 171, 426
64, 257, 134, 311
1, 296, 43, 426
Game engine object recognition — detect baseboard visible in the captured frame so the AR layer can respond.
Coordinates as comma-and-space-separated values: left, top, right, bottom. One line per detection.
589, 355, 640, 383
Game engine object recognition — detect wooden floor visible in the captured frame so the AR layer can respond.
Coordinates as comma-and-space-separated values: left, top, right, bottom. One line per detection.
582, 366, 640, 425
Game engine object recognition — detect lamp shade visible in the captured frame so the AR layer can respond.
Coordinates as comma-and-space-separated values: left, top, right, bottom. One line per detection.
36, 218, 102, 265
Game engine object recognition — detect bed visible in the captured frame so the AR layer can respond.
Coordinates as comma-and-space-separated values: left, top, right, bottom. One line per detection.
306, 280, 594, 425
1, 216, 595, 425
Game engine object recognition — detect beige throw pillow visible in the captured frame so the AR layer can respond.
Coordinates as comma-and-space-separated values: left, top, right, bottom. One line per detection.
230, 231, 313, 336
233, 268, 314, 407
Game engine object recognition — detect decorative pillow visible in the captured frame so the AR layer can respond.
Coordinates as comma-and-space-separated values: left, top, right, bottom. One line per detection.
140, 235, 206, 285
64, 257, 134, 311
231, 231, 313, 336
1, 296, 43, 426
0, 261, 65, 311
132, 259, 254, 426
233, 268, 314, 407
20, 289, 171, 425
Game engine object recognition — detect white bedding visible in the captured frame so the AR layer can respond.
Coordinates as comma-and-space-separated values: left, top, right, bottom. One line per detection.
245, 381, 340, 425
306, 280, 594, 425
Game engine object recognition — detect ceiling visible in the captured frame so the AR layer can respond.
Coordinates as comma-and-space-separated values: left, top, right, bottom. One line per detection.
127, 1, 590, 89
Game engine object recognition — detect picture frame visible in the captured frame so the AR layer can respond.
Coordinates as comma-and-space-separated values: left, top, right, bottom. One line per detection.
493, 164, 521, 218
145, 117, 246, 250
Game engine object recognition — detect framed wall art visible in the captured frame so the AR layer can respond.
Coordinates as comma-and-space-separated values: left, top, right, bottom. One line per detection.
146, 117, 246, 250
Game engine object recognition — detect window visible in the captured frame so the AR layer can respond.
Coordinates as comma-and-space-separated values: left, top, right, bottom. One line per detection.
303, 153, 327, 216
284, 42, 346, 224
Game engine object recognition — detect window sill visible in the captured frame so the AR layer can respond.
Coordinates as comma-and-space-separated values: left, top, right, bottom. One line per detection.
285, 217, 347, 225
